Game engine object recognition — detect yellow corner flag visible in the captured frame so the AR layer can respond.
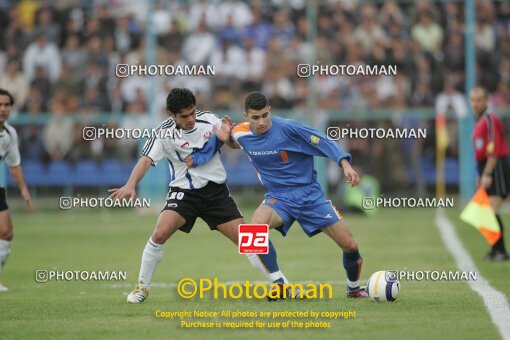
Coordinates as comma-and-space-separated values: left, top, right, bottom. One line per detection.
460, 188, 501, 245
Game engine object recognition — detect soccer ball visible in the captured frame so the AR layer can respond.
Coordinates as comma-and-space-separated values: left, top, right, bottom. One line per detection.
366, 270, 400, 302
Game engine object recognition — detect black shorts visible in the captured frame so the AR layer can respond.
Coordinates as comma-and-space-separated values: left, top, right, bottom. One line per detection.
0, 188, 7, 212
162, 181, 243, 233
477, 156, 510, 198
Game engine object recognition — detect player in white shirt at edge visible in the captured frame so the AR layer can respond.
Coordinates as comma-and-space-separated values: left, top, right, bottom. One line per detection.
0, 88, 34, 292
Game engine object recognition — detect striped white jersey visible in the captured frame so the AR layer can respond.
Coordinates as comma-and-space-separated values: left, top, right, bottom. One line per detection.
0, 123, 21, 167
142, 110, 226, 189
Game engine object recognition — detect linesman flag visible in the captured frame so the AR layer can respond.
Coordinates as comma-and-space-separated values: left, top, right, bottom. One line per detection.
460, 188, 501, 245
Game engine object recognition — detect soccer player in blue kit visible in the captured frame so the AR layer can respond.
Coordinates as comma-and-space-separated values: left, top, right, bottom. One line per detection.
187, 92, 368, 298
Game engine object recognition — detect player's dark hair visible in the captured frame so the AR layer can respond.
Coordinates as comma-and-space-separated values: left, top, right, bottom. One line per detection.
245, 92, 268, 113
0, 88, 14, 105
166, 88, 196, 115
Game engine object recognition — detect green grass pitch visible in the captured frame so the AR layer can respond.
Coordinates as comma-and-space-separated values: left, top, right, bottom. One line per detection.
0, 205, 508, 339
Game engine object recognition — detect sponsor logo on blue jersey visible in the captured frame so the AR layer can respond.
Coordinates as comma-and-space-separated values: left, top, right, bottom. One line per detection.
248, 150, 278, 156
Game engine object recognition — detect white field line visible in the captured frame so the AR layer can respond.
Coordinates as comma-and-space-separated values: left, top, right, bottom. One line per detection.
436, 208, 510, 340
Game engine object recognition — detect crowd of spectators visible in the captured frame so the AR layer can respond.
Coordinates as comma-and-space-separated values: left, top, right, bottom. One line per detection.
0, 0, 509, 191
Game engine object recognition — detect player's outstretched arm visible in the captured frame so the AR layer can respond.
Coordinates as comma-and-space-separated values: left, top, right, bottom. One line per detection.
185, 134, 224, 169
108, 156, 152, 200
185, 117, 241, 169
285, 120, 359, 186
8, 165, 34, 212
215, 119, 240, 149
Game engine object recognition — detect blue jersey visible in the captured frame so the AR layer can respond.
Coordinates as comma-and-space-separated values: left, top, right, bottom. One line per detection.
230, 117, 350, 191
191, 116, 351, 192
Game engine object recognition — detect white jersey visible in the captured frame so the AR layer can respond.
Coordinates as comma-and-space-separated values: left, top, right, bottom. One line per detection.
142, 110, 226, 189
0, 123, 21, 167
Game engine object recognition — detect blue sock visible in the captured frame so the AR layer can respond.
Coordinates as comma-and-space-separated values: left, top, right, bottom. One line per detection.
257, 240, 285, 284
343, 250, 363, 291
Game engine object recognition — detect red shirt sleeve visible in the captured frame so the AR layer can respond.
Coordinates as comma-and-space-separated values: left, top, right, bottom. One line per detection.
485, 114, 497, 156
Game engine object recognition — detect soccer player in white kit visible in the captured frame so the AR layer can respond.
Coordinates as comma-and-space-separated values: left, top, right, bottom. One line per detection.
109, 88, 293, 303
0, 89, 34, 292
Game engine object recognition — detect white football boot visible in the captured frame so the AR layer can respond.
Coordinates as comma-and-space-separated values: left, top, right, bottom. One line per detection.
127, 285, 149, 303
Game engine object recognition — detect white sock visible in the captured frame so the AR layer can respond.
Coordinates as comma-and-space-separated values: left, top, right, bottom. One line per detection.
245, 254, 289, 283
347, 279, 360, 290
138, 239, 164, 288
0, 239, 11, 274
268, 270, 289, 284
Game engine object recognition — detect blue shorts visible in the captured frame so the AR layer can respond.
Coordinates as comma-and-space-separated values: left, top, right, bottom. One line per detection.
262, 182, 343, 237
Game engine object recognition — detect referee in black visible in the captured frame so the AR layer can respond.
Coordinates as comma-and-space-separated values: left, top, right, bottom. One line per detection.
470, 86, 509, 261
